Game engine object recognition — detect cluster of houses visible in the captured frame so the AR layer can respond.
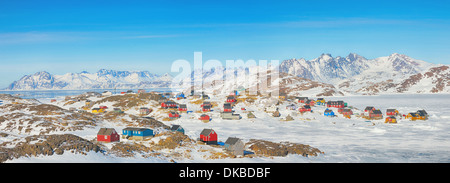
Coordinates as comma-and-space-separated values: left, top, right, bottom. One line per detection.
96, 126, 245, 156
294, 96, 428, 123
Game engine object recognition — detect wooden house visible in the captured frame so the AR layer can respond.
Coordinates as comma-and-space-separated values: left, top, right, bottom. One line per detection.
299, 105, 311, 113
406, 112, 426, 121
97, 128, 120, 143
227, 96, 237, 103
386, 109, 399, 116
176, 93, 185, 99
305, 99, 315, 106
92, 108, 105, 114
178, 104, 187, 112
140, 107, 151, 115
99, 106, 108, 109
169, 111, 180, 119
342, 108, 353, 116
201, 102, 212, 108
297, 97, 308, 103
327, 101, 344, 108
221, 112, 241, 120
170, 125, 185, 134
316, 98, 325, 105
162, 101, 178, 109
50, 99, 57, 103
200, 128, 218, 145
369, 109, 383, 119
385, 116, 397, 123
199, 114, 211, 122
137, 89, 146, 94
202, 105, 211, 112
223, 103, 232, 113
224, 137, 245, 156
324, 109, 335, 117
122, 127, 153, 140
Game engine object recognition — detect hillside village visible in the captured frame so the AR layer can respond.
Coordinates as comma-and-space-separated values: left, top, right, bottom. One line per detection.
0, 87, 433, 162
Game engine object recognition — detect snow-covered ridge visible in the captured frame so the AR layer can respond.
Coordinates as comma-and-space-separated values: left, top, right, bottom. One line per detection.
6, 69, 173, 90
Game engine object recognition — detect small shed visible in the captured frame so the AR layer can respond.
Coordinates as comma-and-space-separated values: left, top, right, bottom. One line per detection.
202, 105, 211, 112
227, 96, 237, 103
224, 137, 245, 156
97, 128, 120, 143
200, 128, 218, 145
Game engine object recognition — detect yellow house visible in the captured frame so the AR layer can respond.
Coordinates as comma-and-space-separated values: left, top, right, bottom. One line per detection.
92, 108, 105, 114
316, 98, 325, 103
406, 112, 425, 121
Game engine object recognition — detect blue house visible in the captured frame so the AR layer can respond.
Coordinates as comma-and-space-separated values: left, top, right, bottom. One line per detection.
170, 125, 185, 134
176, 92, 185, 99
122, 127, 153, 140
324, 109, 335, 117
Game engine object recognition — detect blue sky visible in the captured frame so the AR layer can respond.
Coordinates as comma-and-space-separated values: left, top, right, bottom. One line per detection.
0, 0, 450, 88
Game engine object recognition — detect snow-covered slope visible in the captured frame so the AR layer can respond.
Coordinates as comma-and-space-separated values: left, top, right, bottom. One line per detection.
6, 69, 173, 90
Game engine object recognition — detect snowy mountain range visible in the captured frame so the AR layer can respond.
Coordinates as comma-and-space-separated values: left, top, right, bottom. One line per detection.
5, 53, 450, 95
5, 69, 173, 90
279, 53, 449, 95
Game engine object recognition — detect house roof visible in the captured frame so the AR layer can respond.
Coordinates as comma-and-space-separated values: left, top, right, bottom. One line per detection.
170, 125, 182, 131
386, 109, 397, 112
203, 105, 211, 109
365, 106, 374, 110
324, 109, 333, 113
225, 137, 241, 145
179, 104, 187, 108
97, 128, 116, 135
224, 103, 232, 109
372, 110, 382, 114
200, 129, 215, 136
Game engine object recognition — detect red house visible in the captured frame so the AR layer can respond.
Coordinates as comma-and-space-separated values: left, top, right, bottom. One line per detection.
200, 128, 217, 145
202, 105, 211, 112
297, 97, 308, 103
386, 109, 398, 116
178, 104, 187, 112
223, 103, 232, 113
99, 106, 108, 109
299, 105, 311, 113
169, 111, 180, 119
342, 109, 353, 115
227, 96, 236, 103
161, 101, 177, 109
97, 128, 120, 143
199, 114, 211, 122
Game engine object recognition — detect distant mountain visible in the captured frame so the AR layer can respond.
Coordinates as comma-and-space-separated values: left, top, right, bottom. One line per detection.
6, 53, 449, 95
6, 69, 173, 90
279, 53, 449, 95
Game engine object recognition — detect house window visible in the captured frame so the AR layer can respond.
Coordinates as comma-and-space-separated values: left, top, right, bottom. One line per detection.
105, 135, 108, 139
